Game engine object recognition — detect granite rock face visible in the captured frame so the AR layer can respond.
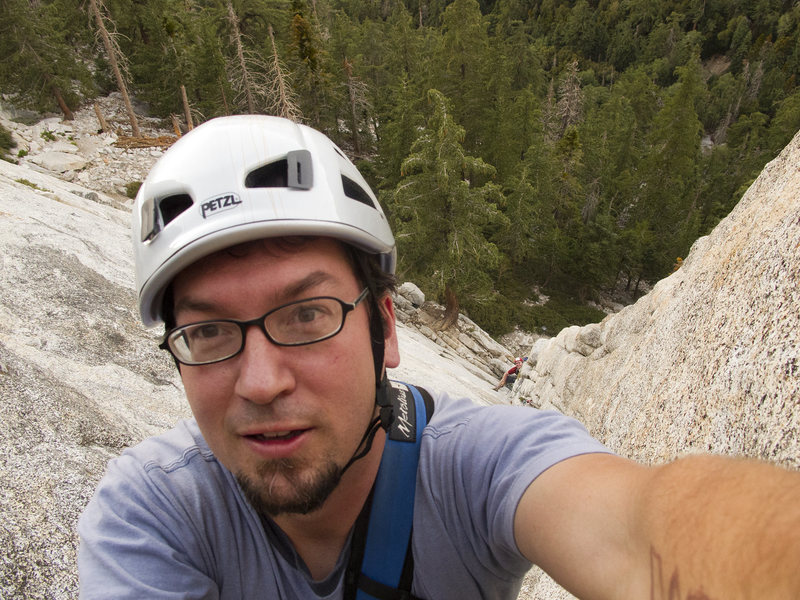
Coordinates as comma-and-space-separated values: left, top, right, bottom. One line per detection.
513, 129, 800, 469
0, 159, 189, 600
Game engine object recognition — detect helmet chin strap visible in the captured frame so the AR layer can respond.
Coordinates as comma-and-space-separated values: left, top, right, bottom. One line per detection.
340, 375, 393, 475
340, 297, 393, 476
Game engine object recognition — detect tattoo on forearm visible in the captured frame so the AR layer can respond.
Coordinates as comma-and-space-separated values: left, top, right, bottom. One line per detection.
650, 547, 712, 600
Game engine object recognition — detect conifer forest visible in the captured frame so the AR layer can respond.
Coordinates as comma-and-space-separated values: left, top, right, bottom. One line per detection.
2, 0, 799, 335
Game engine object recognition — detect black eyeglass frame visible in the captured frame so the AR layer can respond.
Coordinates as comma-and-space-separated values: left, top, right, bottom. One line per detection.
159, 287, 370, 366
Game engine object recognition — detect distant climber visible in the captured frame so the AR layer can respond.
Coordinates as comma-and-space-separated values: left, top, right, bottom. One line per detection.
493, 356, 527, 391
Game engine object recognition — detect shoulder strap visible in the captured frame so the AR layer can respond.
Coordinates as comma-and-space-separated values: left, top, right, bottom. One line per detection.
345, 382, 434, 600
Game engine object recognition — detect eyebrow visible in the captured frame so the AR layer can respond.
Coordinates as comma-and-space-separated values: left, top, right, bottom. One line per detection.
173, 270, 337, 318
281, 271, 335, 300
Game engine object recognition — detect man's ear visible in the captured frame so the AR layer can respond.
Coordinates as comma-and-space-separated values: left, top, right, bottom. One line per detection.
378, 294, 400, 369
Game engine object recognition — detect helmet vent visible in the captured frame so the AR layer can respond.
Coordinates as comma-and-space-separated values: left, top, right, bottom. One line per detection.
245, 159, 288, 188
160, 194, 193, 226
245, 150, 313, 190
342, 175, 375, 208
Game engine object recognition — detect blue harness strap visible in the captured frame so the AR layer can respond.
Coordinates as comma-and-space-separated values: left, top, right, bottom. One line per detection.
346, 380, 432, 600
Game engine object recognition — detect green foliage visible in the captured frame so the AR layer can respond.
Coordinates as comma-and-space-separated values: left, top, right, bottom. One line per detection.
461, 292, 517, 337
0, 0, 797, 337
0, 123, 16, 155
125, 181, 143, 199
15, 178, 47, 192
0, 0, 94, 116
388, 89, 508, 320
521, 295, 607, 335
768, 89, 800, 155
468, 289, 606, 337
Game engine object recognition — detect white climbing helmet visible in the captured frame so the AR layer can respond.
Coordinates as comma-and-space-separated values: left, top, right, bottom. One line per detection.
132, 115, 396, 327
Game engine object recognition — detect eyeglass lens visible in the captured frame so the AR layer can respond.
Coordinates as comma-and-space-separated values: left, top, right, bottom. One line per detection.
167, 297, 349, 364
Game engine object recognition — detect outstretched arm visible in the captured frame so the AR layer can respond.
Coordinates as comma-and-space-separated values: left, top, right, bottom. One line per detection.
514, 452, 800, 599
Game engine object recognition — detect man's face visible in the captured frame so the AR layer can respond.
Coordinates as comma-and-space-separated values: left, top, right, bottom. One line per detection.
171, 238, 399, 515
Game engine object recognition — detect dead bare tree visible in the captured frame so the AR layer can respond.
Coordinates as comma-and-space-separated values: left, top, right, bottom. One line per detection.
714, 60, 759, 144
541, 79, 560, 143
225, 0, 256, 113
87, 0, 140, 137
180, 84, 194, 130
222, 5, 296, 118
556, 59, 583, 134
93, 102, 110, 132
342, 58, 371, 156
171, 114, 182, 136
266, 24, 302, 121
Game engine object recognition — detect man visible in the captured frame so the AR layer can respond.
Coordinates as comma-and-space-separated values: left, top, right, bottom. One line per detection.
79, 116, 800, 599
493, 356, 525, 391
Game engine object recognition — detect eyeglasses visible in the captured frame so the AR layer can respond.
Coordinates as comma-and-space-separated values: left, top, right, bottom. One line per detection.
160, 288, 370, 366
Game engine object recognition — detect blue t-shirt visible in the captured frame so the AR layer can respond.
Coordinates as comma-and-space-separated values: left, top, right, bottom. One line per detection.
78, 391, 609, 599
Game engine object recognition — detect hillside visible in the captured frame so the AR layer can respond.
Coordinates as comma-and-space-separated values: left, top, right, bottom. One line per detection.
1, 101, 798, 598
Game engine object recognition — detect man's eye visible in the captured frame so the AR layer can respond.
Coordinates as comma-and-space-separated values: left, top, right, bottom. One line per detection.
283, 302, 336, 327
296, 306, 322, 323
190, 323, 223, 339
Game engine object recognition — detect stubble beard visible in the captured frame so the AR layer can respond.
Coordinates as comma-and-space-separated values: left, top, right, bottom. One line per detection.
237, 455, 344, 517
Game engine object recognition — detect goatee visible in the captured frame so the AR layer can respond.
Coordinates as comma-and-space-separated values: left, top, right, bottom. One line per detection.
237, 458, 343, 516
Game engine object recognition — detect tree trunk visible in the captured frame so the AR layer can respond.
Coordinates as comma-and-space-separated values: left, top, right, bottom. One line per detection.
93, 102, 110, 133
88, 0, 140, 137
49, 82, 73, 120
180, 85, 193, 130
439, 285, 460, 331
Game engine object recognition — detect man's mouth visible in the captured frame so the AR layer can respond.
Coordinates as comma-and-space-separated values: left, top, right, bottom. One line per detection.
247, 429, 306, 441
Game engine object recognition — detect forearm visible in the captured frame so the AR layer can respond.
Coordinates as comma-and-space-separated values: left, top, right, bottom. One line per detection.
634, 454, 800, 599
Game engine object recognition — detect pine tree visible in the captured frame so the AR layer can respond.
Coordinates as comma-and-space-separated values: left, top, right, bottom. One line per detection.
388, 89, 508, 329
434, 0, 495, 152
373, 6, 432, 191
375, 73, 427, 193
0, 0, 93, 119
634, 54, 705, 280
289, 0, 339, 130
113, 0, 206, 124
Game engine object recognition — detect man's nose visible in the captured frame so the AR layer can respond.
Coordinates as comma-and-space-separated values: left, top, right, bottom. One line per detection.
233, 325, 295, 404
